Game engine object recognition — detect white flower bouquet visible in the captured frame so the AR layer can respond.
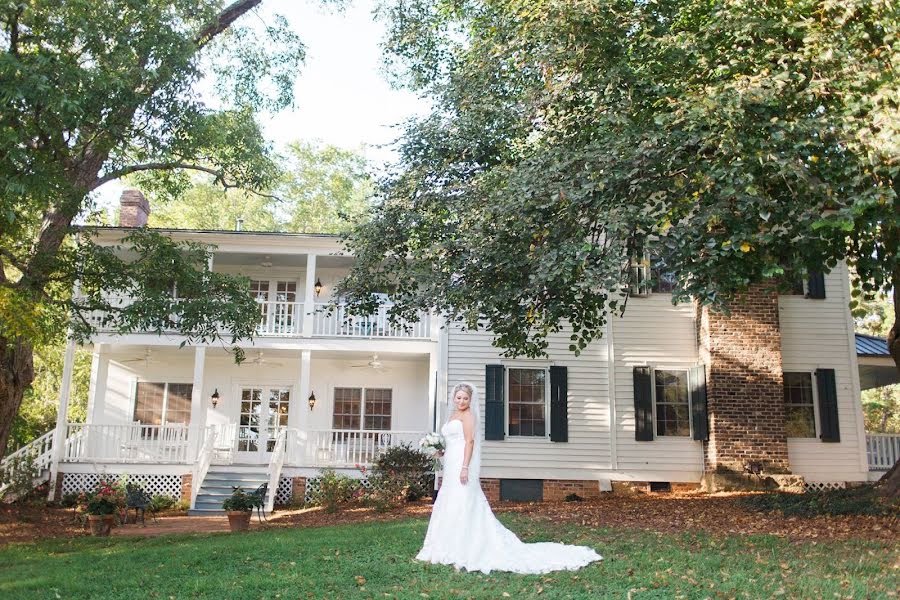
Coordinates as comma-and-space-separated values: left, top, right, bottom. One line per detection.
419, 432, 445, 454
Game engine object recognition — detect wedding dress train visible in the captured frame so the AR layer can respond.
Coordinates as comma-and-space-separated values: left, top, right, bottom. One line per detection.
416, 419, 602, 574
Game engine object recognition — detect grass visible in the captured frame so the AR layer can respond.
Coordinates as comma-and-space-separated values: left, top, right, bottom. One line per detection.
0, 514, 896, 599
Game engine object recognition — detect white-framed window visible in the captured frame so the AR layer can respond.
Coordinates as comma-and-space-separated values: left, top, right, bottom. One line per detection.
506, 367, 548, 437
783, 372, 817, 438
653, 369, 690, 437
133, 382, 192, 425
629, 254, 676, 296
332, 387, 393, 431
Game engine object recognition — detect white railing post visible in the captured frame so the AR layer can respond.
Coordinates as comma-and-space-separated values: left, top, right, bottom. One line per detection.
48, 336, 76, 500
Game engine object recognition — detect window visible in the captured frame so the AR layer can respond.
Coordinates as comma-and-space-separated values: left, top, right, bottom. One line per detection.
508, 368, 547, 437
629, 254, 676, 296
133, 382, 193, 426
332, 387, 393, 431
783, 372, 816, 438
654, 370, 690, 437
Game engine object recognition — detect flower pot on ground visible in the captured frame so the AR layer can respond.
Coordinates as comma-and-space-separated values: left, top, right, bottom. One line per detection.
87, 514, 116, 537
222, 487, 255, 532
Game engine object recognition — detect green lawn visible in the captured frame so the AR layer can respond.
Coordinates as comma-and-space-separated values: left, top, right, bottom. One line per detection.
0, 515, 895, 599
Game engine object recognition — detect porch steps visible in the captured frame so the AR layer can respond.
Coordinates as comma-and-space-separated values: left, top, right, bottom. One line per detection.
189, 465, 273, 515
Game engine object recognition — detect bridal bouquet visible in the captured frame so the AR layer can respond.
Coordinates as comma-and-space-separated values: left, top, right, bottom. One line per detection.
419, 432, 445, 454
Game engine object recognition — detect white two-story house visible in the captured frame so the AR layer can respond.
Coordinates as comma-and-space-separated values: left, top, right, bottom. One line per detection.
11, 189, 874, 511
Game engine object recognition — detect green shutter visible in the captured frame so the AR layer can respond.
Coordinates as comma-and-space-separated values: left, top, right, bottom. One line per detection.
807, 271, 826, 299
633, 367, 653, 441
550, 366, 568, 442
816, 368, 840, 442
485, 364, 505, 440
690, 366, 709, 441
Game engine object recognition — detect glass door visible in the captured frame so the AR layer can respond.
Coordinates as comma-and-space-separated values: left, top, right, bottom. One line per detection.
236, 386, 291, 462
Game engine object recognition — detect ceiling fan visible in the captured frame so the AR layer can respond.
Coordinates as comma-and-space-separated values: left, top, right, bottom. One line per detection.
246, 350, 283, 367
351, 354, 389, 371
121, 348, 153, 367
260, 255, 273, 268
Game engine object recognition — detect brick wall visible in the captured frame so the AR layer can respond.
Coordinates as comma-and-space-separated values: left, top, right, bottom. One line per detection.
291, 477, 306, 505
480, 478, 500, 504
119, 189, 150, 227
543, 479, 603, 502
180, 474, 192, 504
698, 285, 790, 473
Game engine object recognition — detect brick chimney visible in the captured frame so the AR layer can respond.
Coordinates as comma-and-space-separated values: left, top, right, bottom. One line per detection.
118, 189, 150, 227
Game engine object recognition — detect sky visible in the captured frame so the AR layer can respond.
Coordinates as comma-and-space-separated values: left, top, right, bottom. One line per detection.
93, 0, 429, 215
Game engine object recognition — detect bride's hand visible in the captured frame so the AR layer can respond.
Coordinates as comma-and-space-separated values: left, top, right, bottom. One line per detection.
460, 466, 469, 485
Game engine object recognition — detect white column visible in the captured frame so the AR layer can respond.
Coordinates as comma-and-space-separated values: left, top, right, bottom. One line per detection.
428, 349, 439, 432
188, 346, 207, 460
296, 350, 312, 426
606, 318, 618, 471
302, 254, 317, 337
48, 336, 76, 500
86, 344, 108, 423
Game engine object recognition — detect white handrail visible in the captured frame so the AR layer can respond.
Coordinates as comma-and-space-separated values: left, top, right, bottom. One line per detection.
866, 433, 900, 471
255, 300, 304, 336
62, 423, 191, 463
0, 430, 55, 494
313, 303, 431, 338
287, 429, 426, 467
265, 428, 289, 512
191, 426, 218, 509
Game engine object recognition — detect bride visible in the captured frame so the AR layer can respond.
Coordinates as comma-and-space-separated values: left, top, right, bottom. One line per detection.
416, 382, 602, 574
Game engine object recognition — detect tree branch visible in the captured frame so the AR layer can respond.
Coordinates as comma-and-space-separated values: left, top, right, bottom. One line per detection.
194, 0, 263, 49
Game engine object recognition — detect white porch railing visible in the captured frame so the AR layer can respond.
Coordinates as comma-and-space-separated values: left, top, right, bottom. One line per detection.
255, 300, 304, 336
313, 303, 431, 339
63, 423, 191, 463
287, 429, 426, 467
266, 429, 288, 512
866, 433, 900, 471
191, 426, 217, 508
0, 430, 54, 495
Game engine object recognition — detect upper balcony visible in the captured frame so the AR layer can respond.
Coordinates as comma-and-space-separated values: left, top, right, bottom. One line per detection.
82, 229, 434, 342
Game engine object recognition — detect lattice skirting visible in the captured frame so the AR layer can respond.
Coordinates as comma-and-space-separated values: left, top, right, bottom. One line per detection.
302, 473, 433, 504
60, 473, 182, 499
274, 476, 293, 506
804, 481, 847, 492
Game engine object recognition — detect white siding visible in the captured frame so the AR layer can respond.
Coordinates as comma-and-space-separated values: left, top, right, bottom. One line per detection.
779, 263, 868, 482
612, 297, 704, 480
446, 323, 612, 479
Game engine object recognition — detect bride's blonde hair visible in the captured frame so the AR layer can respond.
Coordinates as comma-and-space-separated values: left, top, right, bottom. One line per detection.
451, 382, 474, 400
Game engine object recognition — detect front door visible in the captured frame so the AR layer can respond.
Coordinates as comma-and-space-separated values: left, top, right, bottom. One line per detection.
236, 386, 291, 462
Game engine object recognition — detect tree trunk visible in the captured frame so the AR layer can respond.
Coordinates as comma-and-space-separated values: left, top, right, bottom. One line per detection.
0, 335, 35, 455
880, 260, 900, 496
878, 458, 900, 498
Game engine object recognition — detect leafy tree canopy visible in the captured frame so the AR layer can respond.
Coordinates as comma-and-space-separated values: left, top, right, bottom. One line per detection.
0, 0, 324, 451
340, 0, 897, 361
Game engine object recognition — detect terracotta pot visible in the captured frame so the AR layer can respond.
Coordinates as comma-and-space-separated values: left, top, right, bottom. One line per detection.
88, 514, 115, 537
226, 510, 252, 532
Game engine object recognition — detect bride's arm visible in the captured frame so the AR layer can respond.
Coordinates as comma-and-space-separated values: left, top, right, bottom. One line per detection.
460, 413, 475, 485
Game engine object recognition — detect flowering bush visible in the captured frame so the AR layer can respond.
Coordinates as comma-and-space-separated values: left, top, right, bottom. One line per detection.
77, 479, 126, 516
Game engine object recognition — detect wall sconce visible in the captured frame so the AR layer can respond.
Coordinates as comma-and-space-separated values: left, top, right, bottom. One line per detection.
211, 388, 220, 409
314, 278, 323, 297
308, 391, 317, 410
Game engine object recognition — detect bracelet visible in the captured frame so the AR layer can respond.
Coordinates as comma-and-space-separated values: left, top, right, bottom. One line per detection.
461, 466, 469, 471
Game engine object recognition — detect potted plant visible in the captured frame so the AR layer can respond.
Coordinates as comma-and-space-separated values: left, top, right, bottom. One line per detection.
222, 487, 254, 531
79, 480, 125, 537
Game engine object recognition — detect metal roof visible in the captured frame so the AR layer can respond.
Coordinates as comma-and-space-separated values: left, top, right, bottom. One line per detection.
856, 333, 891, 357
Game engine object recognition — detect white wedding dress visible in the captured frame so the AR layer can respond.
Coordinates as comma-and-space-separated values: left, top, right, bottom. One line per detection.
416, 418, 602, 574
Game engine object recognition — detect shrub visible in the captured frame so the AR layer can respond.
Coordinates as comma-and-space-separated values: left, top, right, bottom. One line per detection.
739, 486, 899, 517
308, 469, 361, 513
222, 487, 255, 512
149, 495, 176, 512
60, 492, 80, 508
77, 479, 126, 516
358, 465, 409, 512
0, 453, 39, 502
371, 443, 434, 501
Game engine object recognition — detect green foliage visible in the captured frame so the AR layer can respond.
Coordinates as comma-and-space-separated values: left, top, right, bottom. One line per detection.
854, 290, 900, 432
279, 141, 374, 234
7, 344, 91, 454
0, 453, 38, 502
341, 0, 899, 358
59, 492, 80, 508
148, 495, 176, 512
147, 182, 281, 232
222, 487, 256, 512
308, 468, 362, 513
371, 443, 434, 501
739, 487, 899, 517
77, 479, 126, 516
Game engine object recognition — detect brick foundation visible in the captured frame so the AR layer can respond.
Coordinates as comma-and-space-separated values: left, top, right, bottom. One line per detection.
53, 472, 65, 500
180, 474, 192, 503
291, 477, 307, 505
542, 479, 604, 502
698, 285, 790, 474
480, 478, 500, 504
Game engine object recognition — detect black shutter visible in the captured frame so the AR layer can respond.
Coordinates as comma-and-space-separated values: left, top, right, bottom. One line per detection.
816, 368, 840, 442
633, 367, 653, 441
807, 271, 826, 299
690, 366, 709, 441
549, 366, 568, 442
485, 364, 505, 440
